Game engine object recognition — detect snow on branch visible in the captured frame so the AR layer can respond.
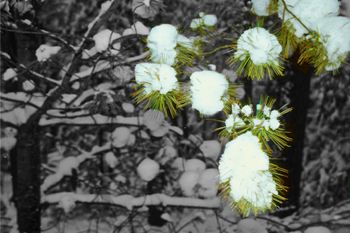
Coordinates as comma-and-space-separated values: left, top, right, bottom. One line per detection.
0, 52, 61, 85
39, 114, 143, 126
70, 52, 149, 82
41, 143, 111, 193
42, 192, 221, 210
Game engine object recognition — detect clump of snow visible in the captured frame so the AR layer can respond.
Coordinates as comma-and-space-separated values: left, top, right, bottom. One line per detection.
135, 63, 178, 94
104, 152, 118, 168
251, 0, 272, 16
218, 132, 269, 182
35, 44, 61, 62
111, 127, 134, 148
218, 131, 278, 209
147, 24, 178, 65
58, 194, 76, 214
229, 170, 277, 208
237, 218, 268, 233
278, 0, 340, 38
199, 140, 221, 160
2, 68, 17, 81
241, 105, 253, 116
122, 102, 135, 113
178, 171, 200, 196
190, 12, 218, 29
93, 29, 121, 53
123, 21, 149, 36
0, 137, 17, 152
198, 168, 219, 198
315, 16, 350, 71
190, 70, 229, 116
304, 226, 331, 233
235, 27, 282, 65
99, 1, 112, 15
184, 159, 206, 172
177, 34, 194, 49
137, 158, 160, 181
58, 157, 79, 176
22, 80, 35, 91
143, 109, 165, 131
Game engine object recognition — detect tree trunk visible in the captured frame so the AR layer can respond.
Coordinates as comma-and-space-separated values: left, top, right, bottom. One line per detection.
284, 59, 312, 213
12, 121, 41, 233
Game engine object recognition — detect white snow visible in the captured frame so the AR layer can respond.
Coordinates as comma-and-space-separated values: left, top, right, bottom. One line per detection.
99, 1, 112, 15
111, 127, 133, 148
304, 226, 331, 233
251, 0, 271, 16
177, 34, 194, 49
122, 21, 149, 36
93, 29, 121, 53
147, 24, 178, 65
135, 63, 178, 94
241, 105, 253, 116
137, 158, 160, 181
178, 171, 200, 196
235, 27, 282, 65
315, 16, 350, 71
35, 44, 61, 62
184, 159, 206, 172
3, 68, 17, 81
198, 168, 219, 198
229, 170, 277, 208
218, 131, 269, 182
202, 14, 218, 26
269, 118, 280, 130
190, 70, 229, 116
104, 152, 118, 168
190, 13, 218, 29
225, 115, 245, 131
278, 0, 340, 38
22, 80, 35, 91
122, 102, 135, 113
199, 140, 222, 160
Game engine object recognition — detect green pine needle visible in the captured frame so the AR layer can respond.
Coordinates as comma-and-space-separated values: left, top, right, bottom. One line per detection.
227, 53, 284, 80
132, 84, 189, 118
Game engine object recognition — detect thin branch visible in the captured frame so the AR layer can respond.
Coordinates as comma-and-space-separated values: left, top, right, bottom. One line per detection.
42, 192, 221, 210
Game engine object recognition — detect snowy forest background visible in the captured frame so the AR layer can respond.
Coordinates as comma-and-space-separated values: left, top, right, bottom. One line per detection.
1, 0, 350, 233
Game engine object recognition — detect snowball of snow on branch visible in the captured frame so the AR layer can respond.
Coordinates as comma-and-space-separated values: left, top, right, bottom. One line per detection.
2, 68, 17, 81
278, 0, 339, 38
218, 132, 269, 182
93, 29, 121, 53
190, 12, 218, 29
137, 158, 160, 181
147, 24, 178, 65
235, 27, 282, 65
190, 70, 229, 116
251, 0, 273, 16
315, 16, 350, 71
229, 170, 277, 209
135, 63, 178, 94
218, 131, 278, 214
35, 44, 61, 62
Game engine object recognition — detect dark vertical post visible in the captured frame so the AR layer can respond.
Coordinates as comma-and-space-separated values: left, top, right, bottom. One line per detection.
284, 56, 312, 212
14, 122, 41, 233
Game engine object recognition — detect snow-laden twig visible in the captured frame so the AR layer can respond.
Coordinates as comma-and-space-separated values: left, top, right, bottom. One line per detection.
39, 115, 143, 126
70, 51, 149, 82
0, 52, 61, 85
41, 143, 111, 193
42, 192, 221, 210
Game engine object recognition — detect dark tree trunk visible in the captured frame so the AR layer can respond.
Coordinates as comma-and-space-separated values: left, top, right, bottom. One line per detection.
13, 122, 41, 233
284, 57, 312, 213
